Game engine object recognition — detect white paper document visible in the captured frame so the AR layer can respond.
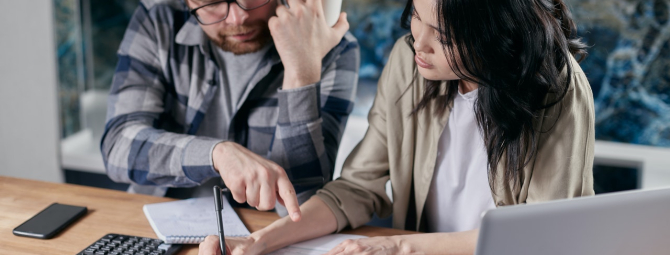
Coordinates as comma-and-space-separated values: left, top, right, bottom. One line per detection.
268, 234, 366, 255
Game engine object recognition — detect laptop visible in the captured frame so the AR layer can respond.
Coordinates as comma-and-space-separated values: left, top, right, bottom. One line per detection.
475, 188, 670, 255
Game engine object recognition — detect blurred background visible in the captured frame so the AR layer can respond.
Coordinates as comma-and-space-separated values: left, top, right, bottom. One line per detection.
1, 0, 669, 198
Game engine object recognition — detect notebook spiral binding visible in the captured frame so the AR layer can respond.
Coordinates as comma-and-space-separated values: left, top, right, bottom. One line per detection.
165, 235, 205, 244
164, 234, 247, 244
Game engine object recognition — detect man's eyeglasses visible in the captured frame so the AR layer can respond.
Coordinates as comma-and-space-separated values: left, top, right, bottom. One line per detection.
189, 0, 272, 25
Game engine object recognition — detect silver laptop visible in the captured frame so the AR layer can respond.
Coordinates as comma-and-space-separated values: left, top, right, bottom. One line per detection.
475, 188, 670, 255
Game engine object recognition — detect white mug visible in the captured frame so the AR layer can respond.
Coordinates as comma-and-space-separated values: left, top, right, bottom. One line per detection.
322, 0, 342, 27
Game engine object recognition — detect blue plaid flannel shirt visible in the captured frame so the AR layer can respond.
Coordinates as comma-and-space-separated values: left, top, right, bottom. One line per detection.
101, 0, 359, 195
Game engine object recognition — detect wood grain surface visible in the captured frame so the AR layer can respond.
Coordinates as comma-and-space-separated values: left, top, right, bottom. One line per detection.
0, 176, 414, 254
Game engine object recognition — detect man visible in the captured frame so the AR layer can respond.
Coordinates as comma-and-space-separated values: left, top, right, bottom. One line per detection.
101, 0, 359, 220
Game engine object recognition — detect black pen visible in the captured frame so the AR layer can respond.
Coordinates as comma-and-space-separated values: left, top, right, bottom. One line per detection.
213, 186, 227, 255
212, 177, 324, 254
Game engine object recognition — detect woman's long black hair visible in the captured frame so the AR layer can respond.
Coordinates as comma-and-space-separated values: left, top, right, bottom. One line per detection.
401, 0, 587, 190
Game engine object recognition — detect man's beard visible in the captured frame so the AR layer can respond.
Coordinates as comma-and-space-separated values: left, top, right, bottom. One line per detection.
209, 20, 272, 55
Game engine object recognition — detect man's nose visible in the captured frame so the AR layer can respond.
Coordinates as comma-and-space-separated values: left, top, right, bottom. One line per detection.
225, 4, 249, 26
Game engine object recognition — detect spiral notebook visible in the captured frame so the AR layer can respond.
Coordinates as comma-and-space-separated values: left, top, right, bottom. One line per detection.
143, 196, 250, 244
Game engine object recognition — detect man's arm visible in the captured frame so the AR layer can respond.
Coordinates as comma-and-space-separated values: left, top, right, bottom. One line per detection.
101, 3, 221, 187
269, 34, 359, 184
266, 0, 357, 185
102, 5, 302, 215
208, 0, 356, 215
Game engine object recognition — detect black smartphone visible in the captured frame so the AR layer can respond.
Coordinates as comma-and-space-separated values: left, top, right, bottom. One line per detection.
13, 203, 88, 239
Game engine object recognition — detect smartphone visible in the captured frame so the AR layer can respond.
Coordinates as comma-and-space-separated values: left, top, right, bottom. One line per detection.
13, 203, 88, 239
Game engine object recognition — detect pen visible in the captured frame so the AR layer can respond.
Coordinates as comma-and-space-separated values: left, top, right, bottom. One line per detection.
212, 177, 324, 254
213, 186, 227, 255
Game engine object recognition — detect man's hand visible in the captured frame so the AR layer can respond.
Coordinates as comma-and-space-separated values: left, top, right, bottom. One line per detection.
198, 235, 261, 255
269, 0, 350, 89
212, 142, 301, 222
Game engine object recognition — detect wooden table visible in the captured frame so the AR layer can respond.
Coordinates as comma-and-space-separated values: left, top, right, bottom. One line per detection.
0, 176, 414, 254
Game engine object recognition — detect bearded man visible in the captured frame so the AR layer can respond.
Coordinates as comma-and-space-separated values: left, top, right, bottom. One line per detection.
101, 0, 359, 219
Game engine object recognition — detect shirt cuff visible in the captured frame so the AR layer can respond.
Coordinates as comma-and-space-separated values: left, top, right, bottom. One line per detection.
277, 83, 321, 125
181, 137, 223, 183
315, 190, 351, 232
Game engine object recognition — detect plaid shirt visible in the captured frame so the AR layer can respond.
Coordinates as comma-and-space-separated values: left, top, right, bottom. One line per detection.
101, 0, 359, 195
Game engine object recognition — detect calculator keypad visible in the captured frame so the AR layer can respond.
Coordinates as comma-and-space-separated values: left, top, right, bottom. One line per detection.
77, 233, 180, 255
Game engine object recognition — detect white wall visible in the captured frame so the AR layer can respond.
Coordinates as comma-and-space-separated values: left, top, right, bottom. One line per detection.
0, 0, 62, 182
595, 141, 670, 189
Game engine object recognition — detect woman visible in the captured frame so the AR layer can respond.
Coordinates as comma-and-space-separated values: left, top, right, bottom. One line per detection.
201, 0, 595, 253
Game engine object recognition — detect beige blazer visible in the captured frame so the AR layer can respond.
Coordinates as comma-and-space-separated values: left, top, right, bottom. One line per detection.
316, 35, 595, 232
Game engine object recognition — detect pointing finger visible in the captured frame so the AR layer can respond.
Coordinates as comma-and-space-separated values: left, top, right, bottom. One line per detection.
276, 175, 301, 222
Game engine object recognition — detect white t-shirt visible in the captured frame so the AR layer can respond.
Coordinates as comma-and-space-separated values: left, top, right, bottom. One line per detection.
424, 88, 496, 233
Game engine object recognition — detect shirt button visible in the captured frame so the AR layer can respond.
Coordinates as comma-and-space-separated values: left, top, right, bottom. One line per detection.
496, 201, 505, 207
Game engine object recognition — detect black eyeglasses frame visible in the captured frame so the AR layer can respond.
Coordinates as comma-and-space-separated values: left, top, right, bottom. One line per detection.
189, 0, 273, 25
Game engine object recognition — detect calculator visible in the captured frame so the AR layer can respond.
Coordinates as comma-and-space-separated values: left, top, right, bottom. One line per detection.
77, 233, 181, 255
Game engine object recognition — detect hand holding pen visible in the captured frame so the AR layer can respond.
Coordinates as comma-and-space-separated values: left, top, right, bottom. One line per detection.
212, 177, 324, 255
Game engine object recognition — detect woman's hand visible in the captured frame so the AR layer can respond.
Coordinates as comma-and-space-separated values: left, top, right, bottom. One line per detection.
324, 236, 408, 255
198, 235, 263, 255
269, 0, 350, 89
324, 232, 478, 255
